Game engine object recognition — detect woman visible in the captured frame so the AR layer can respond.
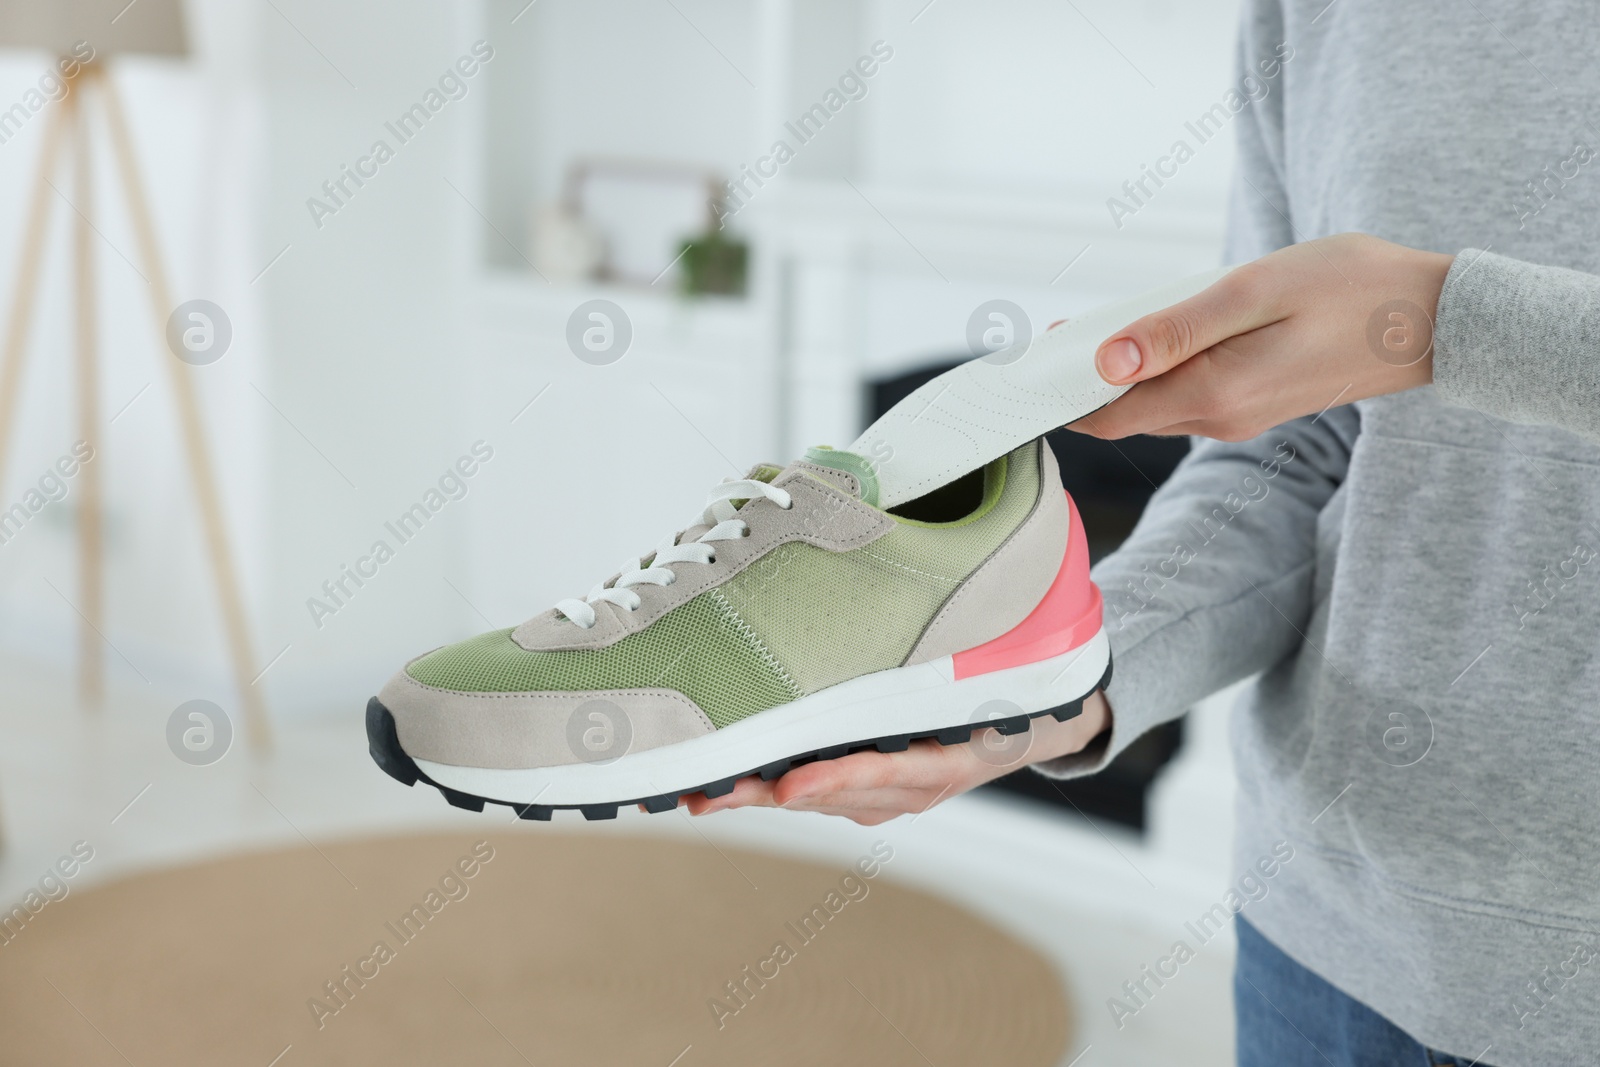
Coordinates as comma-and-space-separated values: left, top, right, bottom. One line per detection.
698, 2, 1600, 1064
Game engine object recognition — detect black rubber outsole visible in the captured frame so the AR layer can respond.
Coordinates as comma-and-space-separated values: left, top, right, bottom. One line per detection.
366, 656, 1112, 822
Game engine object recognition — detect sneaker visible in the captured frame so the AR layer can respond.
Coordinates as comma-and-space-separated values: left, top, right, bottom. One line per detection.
852, 266, 1233, 508
366, 437, 1110, 820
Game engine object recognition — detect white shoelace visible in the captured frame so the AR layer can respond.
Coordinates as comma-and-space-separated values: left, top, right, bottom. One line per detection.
553, 478, 794, 629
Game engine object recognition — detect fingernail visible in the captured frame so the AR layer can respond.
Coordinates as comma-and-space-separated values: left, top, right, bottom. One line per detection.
1097, 338, 1142, 383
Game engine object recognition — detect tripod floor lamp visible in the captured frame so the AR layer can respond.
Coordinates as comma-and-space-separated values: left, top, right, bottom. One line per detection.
0, 1, 271, 750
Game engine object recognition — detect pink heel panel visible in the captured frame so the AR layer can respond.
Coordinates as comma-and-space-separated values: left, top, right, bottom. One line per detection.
951, 491, 1103, 681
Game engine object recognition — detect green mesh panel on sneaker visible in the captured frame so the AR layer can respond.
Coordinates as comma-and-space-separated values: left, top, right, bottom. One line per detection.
718, 444, 1039, 695
405, 593, 802, 728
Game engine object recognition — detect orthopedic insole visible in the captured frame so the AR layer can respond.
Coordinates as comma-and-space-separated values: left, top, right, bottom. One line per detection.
851, 265, 1235, 509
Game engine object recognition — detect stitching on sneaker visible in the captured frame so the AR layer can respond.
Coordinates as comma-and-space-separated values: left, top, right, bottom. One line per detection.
860, 550, 962, 585
706, 588, 803, 701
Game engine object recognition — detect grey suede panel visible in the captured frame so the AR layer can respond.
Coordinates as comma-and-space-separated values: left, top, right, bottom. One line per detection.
905, 440, 1067, 665
785, 461, 862, 498
379, 666, 715, 770
512, 468, 893, 652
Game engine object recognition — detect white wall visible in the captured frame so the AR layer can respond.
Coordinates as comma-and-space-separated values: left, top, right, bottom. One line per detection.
253, 1, 489, 714
862, 0, 1240, 199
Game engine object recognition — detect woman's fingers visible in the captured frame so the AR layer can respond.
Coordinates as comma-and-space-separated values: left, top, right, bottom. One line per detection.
1075, 319, 1299, 439
775, 741, 974, 800
682, 775, 780, 815
1093, 265, 1279, 385
684, 738, 996, 819
776, 793, 951, 826
1073, 348, 1234, 439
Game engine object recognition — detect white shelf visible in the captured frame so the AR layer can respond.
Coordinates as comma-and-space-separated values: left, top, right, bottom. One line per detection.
468, 270, 759, 334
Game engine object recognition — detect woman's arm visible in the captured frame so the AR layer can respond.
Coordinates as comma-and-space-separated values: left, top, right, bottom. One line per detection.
1068, 233, 1455, 443
1072, 237, 1600, 446
1037, 408, 1357, 778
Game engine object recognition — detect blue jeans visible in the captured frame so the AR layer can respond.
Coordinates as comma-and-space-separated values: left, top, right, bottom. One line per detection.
1235, 918, 1495, 1067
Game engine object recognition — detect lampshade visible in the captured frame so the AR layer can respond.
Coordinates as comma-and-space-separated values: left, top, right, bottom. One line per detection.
0, 0, 187, 57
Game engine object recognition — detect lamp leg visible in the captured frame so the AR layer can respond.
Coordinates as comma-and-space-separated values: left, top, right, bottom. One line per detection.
71, 85, 106, 709
94, 66, 273, 751
0, 86, 69, 513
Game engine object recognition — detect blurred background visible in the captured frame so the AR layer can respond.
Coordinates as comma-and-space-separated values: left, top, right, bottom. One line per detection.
0, 1, 1253, 1063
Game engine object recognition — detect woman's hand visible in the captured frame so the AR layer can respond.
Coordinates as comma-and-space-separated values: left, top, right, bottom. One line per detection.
679, 691, 1112, 825
1069, 233, 1455, 441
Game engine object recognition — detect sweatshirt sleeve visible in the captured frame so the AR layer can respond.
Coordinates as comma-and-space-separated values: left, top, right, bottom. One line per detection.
1036, 0, 1348, 778
1035, 408, 1357, 777
1219, 0, 1294, 265
1433, 249, 1600, 443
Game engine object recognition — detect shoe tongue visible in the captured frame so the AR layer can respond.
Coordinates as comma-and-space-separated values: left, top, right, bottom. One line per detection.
795, 446, 880, 506
747, 462, 784, 484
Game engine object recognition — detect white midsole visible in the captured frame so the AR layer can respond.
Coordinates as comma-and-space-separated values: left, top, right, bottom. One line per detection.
416, 629, 1110, 806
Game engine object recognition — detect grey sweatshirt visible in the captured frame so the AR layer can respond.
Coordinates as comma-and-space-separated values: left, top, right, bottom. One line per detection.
1041, 2, 1600, 1063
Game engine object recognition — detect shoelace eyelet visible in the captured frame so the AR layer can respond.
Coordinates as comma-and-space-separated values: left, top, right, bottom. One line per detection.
555, 476, 789, 626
